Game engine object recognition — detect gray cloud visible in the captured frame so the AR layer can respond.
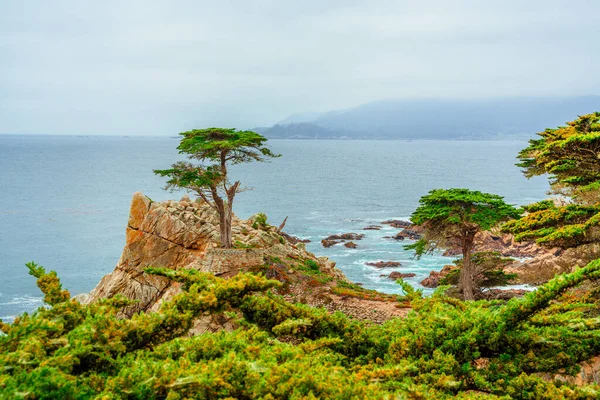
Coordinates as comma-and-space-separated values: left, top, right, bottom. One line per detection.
1, 0, 599, 135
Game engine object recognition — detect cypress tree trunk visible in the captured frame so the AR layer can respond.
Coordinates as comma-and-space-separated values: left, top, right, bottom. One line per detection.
219, 202, 233, 248
459, 233, 476, 301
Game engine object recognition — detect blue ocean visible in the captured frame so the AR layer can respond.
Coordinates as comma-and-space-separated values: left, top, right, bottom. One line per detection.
0, 135, 549, 320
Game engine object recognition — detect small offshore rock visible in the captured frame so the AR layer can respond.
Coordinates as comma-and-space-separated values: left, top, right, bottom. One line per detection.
363, 225, 382, 230
366, 261, 402, 268
324, 233, 365, 241
344, 241, 358, 248
382, 271, 416, 280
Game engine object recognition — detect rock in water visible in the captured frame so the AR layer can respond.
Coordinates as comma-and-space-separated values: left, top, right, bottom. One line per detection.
381, 219, 412, 228
382, 272, 416, 280
366, 261, 402, 268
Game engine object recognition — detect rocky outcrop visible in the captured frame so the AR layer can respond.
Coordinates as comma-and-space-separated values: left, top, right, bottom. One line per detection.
393, 228, 423, 241
478, 288, 528, 300
363, 225, 382, 230
321, 233, 365, 248
421, 265, 457, 288
505, 243, 600, 285
344, 241, 358, 249
324, 233, 365, 241
381, 220, 412, 228
83, 193, 409, 328
366, 261, 402, 268
383, 272, 415, 280
279, 231, 310, 245
441, 231, 545, 258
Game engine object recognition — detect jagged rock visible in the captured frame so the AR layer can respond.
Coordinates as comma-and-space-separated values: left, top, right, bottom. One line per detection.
324, 233, 365, 241
363, 225, 382, 230
321, 239, 339, 248
421, 265, 457, 288
381, 219, 412, 228
366, 261, 402, 268
344, 241, 358, 248
394, 229, 422, 241
478, 288, 528, 300
279, 231, 310, 245
505, 242, 600, 285
382, 272, 416, 280
82, 192, 409, 330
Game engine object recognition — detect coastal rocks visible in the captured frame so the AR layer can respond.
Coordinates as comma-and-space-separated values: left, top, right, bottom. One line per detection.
381, 219, 412, 229
505, 242, 600, 285
325, 233, 365, 241
279, 231, 310, 245
82, 192, 410, 329
366, 261, 402, 268
84, 192, 347, 319
479, 288, 528, 300
393, 229, 423, 241
363, 225, 382, 230
321, 232, 365, 247
382, 272, 416, 280
421, 265, 458, 288
344, 241, 358, 249
440, 231, 544, 258
540, 356, 600, 386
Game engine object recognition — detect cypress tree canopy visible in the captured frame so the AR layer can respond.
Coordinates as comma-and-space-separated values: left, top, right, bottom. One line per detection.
408, 188, 520, 255
517, 112, 600, 203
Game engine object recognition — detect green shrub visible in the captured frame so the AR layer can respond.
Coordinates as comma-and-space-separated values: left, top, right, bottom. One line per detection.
1, 260, 600, 398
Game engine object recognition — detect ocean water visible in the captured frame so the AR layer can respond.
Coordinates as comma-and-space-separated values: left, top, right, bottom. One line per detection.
0, 135, 550, 320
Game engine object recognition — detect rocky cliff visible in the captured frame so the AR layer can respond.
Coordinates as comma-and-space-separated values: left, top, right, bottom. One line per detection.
81, 193, 409, 331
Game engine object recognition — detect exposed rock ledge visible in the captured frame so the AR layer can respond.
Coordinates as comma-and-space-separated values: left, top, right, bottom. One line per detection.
82, 193, 409, 329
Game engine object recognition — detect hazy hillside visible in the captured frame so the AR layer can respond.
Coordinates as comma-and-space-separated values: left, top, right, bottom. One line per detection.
262, 96, 600, 139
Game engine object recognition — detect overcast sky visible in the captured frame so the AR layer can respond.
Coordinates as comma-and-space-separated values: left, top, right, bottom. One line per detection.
1, 0, 599, 135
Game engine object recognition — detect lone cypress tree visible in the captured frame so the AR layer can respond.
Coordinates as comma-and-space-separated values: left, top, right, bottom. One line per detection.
406, 188, 519, 300
154, 128, 279, 248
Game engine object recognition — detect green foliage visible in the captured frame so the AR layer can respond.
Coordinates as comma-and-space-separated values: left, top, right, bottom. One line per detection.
503, 202, 600, 247
440, 252, 517, 293
153, 128, 279, 248
410, 188, 521, 232
395, 278, 424, 302
303, 259, 320, 272
407, 188, 520, 257
332, 280, 401, 302
517, 112, 600, 203
176, 128, 279, 165
251, 212, 269, 230
2, 260, 600, 398
406, 189, 520, 300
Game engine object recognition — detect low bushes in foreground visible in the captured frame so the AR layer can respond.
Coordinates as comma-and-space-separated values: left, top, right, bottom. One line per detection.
1, 260, 600, 399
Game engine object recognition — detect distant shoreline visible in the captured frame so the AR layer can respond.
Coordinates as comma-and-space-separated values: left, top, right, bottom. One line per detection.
0, 133, 533, 141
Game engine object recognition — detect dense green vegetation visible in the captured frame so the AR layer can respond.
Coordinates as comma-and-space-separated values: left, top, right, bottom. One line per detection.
440, 252, 517, 296
517, 112, 600, 204
154, 128, 278, 248
505, 113, 600, 247
406, 189, 520, 300
1, 260, 600, 399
